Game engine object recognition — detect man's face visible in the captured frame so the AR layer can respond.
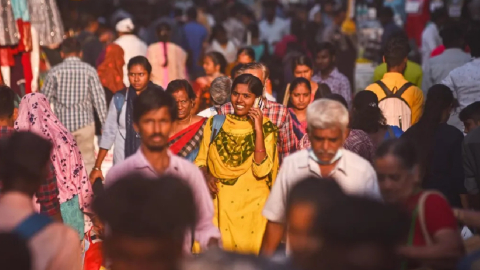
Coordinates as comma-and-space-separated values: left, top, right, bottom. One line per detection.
134, 107, 172, 152
287, 202, 320, 270
463, 119, 480, 134
315, 50, 334, 72
105, 235, 182, 270
308, 127, 347, 163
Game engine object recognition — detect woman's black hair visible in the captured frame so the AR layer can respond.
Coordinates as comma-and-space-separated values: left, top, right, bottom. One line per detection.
156, 22, 171, 68
323, 93, 348, 109
349, 91, 386, 133
205, 51, 228, 74
376, 138, 418, 171
209, 24, 227, 44
403, 84, 454, 178
166, 79, 196, 100
314, 83, 332, 100
237, 47, 255, 61
128, 56, 153, 74
231, 73, 263, 97
288, 77, 311, 108
291, 55, 314, 72
133, 85, 178, 123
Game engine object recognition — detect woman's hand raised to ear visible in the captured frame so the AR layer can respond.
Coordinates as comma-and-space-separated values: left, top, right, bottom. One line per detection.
248, 107, 264, 132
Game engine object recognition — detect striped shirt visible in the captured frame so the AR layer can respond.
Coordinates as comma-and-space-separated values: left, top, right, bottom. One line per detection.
42, 57, 107, 132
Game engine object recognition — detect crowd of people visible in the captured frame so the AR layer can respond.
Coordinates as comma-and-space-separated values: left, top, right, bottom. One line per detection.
2, 0, 480, 269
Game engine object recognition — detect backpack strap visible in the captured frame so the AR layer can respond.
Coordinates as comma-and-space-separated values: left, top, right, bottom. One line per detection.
113, 89, 127, 125
375, 80, 394, 97
210, 115, 226, 144
14, 213, 53, 240
394, 82, 414, 98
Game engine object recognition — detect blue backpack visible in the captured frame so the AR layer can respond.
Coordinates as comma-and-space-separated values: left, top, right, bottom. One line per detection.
210, 115, 226, 143
113, 89, 127, 125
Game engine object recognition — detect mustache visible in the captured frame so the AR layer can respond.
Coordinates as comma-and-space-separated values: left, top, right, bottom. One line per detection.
149, 134, 167, 140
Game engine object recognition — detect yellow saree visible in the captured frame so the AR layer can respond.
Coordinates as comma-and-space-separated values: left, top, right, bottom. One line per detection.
195, 114, 279, 254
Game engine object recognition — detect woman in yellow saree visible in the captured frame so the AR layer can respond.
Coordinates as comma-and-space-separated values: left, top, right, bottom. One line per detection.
195, 74, 279, 254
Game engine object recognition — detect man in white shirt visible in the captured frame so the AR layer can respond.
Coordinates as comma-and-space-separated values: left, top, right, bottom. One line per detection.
442, 23, 480, 132
259, 1, 290, 53
260, 99, 381, 256
114, 18, 148, 86
421, 8, 448, 68
197, 76, 232, 118
0, 132, 81, 270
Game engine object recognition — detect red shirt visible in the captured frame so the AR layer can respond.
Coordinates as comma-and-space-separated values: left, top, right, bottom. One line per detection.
404, 191, 457, 246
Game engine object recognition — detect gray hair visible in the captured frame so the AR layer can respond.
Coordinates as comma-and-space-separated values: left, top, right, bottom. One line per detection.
209, 76, 232, 106
307, 99, 349, 132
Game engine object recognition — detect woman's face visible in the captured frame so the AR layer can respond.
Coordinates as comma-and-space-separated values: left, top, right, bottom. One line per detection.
294, 65, 313, 81
237, 53, 254, 64
203, 56, 219, 76
172, 89, 194, 120
375, 154, 418, 204
231, 83, 256, 117
128, 64, 150, 91
291, 83, 311, 110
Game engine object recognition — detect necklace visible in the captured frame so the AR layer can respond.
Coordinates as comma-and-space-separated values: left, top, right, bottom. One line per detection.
173, 115, 192, 135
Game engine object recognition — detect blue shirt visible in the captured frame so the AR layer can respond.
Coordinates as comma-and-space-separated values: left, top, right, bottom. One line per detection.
183, 22, 208, 75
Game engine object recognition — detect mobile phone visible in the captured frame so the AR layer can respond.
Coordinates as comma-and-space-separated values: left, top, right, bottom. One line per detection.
254, 97, 262, 108
92, 177, 104, 196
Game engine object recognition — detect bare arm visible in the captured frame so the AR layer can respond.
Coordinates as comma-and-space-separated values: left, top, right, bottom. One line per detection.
260, 221, 285, 256
88, 148, 108, 184
454, 209, 480, 229
398, 229, 464, 269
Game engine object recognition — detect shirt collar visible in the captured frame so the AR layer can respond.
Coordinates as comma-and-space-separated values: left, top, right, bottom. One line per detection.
132, 148, 179, 174
316, 68, 340, 80
382, 72, 405, 81
64, 56, 81, 62
297, 149, 348, 177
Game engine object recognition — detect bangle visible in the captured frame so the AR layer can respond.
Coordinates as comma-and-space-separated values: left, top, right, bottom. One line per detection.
92, 167, 102, 171
255, 149, 266, 153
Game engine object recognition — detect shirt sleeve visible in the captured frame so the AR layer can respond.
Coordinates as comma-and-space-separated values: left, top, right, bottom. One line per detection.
422, 61, 433, 94
411, 87, 424, 124
36, 162, 60, 217
424, 194, 458, 236
441, 73, 456, 98
279, 111, 296, 162
189, 166, 221, 249
364, 166, 382, 200
194, 118, 212, 168
89, 72, 108, 125
340, 77, 352, 105
41, 71, 57, 103
98, 98, 120, 150
262, 161, 290, 223
252, 127, 278, 179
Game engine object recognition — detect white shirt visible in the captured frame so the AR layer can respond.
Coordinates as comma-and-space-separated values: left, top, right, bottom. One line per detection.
114, 34, 148, 86
421, 23, 442, 68
207, 40, 238, 64
263, 149, 380, 224
442, 58, 480, 131
198, 106, 218, 118
259, 18, 290, 52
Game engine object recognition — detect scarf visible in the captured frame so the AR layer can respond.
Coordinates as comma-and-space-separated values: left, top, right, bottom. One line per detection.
97, 43, 125, 93
288, 109, 307, 142
124, 82, 165, 158
14, 93, 93, 211
124, 86, 140, 159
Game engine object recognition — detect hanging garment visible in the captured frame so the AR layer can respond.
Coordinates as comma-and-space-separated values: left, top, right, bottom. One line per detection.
28, 0, 64, 47
0, 0, 19, 46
